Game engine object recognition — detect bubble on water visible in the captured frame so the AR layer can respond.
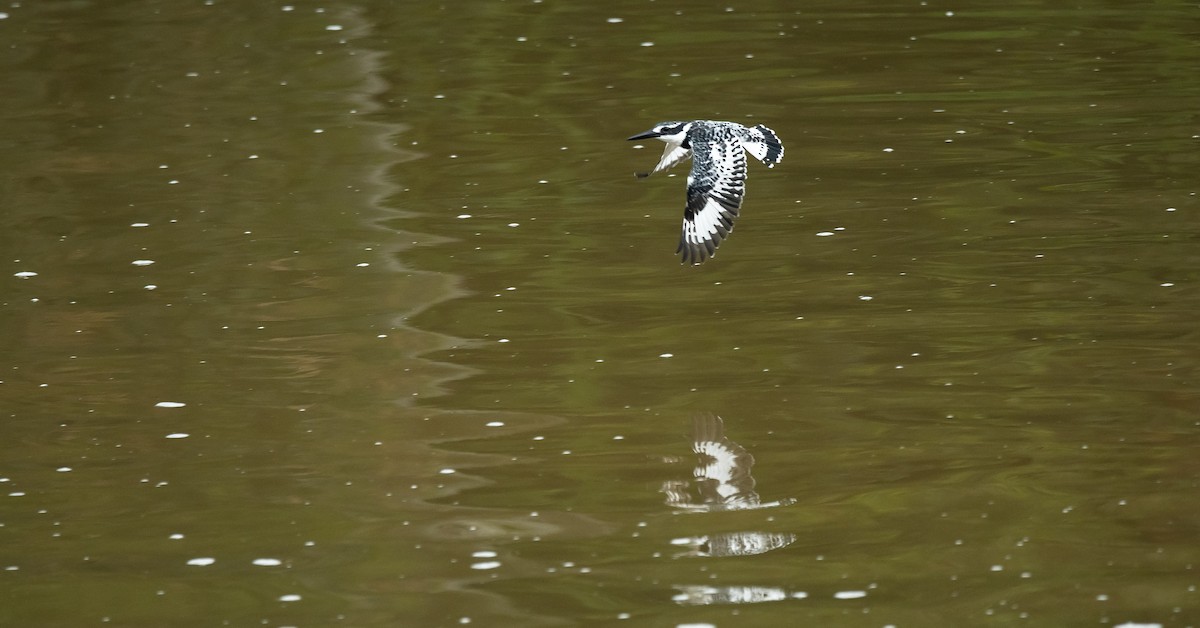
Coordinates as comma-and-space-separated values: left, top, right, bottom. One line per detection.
252, 558, 282, 566
132, 260, 155, 266
186, 557, 215, 566
14, 271, 37, 278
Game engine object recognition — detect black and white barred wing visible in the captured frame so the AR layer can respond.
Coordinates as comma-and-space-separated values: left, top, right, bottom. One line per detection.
738, 124, 784, 168
678, 135, 747, 264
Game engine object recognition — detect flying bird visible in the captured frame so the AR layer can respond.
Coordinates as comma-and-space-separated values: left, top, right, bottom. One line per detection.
628, 120, 783, 264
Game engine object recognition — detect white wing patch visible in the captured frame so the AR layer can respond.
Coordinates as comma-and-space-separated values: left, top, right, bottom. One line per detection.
678, 136, 747, 264
652, 141, 691, 174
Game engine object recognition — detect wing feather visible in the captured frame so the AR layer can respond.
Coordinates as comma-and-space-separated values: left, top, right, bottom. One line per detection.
677, 135, 747, 264
738, 124, 784, 167
652, 142, 691, 174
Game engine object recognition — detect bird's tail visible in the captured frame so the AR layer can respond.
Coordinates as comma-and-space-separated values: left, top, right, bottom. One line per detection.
741, 124, 784, 168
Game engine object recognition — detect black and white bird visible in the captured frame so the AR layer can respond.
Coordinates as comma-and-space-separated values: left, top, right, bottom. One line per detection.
628, 120, 784, 264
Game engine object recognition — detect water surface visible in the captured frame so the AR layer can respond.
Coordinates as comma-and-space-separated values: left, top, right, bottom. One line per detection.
2, 1, 1198, 626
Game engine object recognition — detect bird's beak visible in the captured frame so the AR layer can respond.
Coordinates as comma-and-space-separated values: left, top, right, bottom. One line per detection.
627, 129, 661, 141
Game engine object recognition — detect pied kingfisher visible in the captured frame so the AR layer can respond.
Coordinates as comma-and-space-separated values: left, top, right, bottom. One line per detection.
628, 120, 783, 264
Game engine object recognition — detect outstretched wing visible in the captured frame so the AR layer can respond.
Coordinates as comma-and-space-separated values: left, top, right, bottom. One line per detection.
651, 141, 692, 175
677, 134, 747, 264
738, 124, 784, 167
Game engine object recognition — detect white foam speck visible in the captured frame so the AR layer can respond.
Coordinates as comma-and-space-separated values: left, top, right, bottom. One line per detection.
156, 402, 186, 408
165, 433, 189, 439
660, 353, 674, 358
279, 594, 302, 602
132, 260, 155, 266
14, 271, 37, 278
252, 558, 282, 566
470, 561, 501, 570
485, 421, 505, 427
186, 557, 215, 566
834, 590, 867, 599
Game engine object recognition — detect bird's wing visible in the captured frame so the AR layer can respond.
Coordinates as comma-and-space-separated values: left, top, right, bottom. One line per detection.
738, 124, 784, 167
677, 135, 747, 264
652, 142, 692, 175
691, 414, 758, 508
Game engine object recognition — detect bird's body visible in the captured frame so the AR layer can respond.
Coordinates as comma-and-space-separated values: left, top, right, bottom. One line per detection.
628, 120, 783, 264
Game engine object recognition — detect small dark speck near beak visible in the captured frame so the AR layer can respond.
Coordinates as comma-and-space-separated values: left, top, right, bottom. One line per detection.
635, 172, 650, 178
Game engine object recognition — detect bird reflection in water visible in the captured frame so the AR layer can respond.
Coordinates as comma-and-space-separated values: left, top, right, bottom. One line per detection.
661, 414, 797, 560
662, 413, 795, 512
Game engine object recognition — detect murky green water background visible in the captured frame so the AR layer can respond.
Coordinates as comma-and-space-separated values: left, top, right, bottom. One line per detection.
3, 1, 1199, 626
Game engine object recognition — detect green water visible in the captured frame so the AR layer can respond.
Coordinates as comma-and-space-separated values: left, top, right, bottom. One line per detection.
2, 1, 1198, 626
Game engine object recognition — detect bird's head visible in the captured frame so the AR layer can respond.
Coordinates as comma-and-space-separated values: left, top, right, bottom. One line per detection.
627, 121, 691, 143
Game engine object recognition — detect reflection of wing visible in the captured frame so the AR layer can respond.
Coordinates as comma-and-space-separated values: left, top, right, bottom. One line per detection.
663, 414, 794, 512
691, 414, 759, 509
